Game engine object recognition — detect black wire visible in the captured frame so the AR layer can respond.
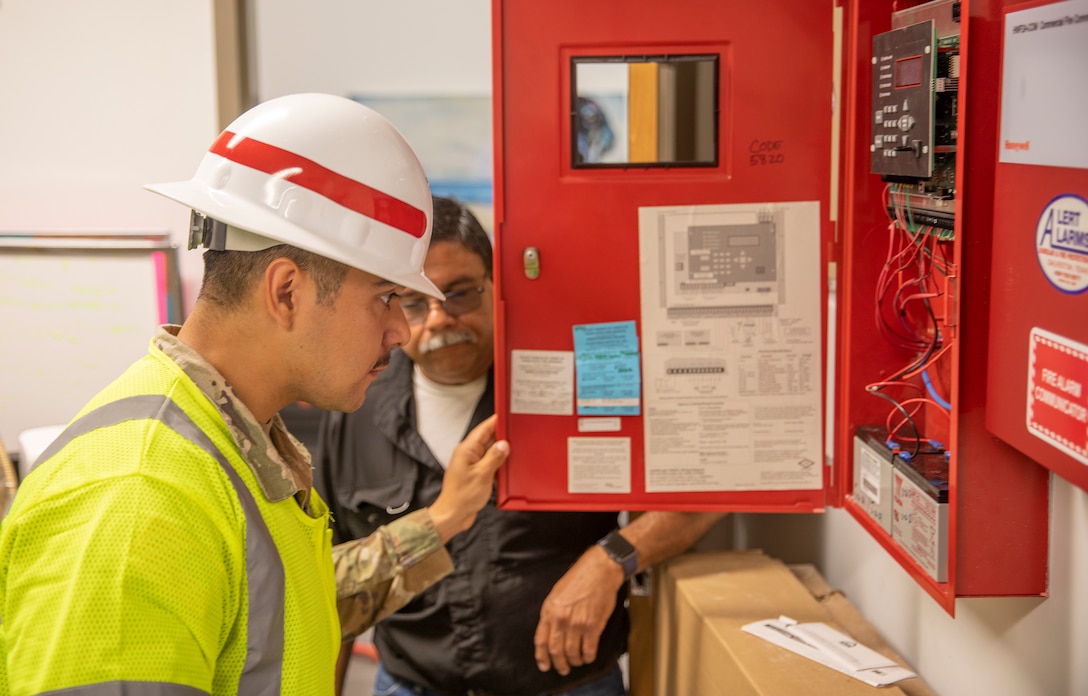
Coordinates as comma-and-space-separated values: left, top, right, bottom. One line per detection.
867, 388, 923, 458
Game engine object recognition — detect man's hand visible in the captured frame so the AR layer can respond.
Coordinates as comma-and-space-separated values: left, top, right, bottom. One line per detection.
533, 545, 624, 675
428, 414, 509, 542
532, 511, 725, 675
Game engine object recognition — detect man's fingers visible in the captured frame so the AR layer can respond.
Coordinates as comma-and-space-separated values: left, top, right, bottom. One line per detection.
480, 440, 510, 475
548, 630, 571, 676
535, 614, 573, 675
563, 629, 585, 668
460, 414, 498, 454
580, 631, 600, 665
450, 414, 509, 476
534, 622, 554, 672
537, 615, 597, 676
561, 611, 601, 669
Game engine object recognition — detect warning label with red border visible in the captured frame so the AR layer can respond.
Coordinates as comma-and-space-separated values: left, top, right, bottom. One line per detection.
1027, 327, 1088, 466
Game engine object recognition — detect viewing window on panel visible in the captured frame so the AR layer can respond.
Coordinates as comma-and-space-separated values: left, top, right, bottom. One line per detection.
571, 54, 718, 168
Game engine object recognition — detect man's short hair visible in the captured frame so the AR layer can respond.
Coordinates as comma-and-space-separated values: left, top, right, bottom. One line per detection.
431, 197, 492, 278
199, 245, 350, 310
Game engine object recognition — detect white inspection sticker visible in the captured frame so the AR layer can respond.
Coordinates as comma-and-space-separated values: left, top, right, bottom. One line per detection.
567, 437, 631, 494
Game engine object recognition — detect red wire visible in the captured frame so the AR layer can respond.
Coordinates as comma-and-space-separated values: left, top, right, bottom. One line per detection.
886, 396, 951, 443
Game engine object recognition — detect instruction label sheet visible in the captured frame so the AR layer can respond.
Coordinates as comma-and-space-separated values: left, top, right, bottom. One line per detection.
638, 201, 823, 491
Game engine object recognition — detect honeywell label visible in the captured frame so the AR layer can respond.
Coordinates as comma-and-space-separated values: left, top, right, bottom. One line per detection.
1000, 0, 1088, 169
1027, 327, 1088, 466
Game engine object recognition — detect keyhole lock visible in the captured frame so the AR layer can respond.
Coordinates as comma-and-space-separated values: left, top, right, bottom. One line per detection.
523, 247, 540, 279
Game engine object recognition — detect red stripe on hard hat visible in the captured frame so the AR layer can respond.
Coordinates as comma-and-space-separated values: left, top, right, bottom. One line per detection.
209, 131, 427, 239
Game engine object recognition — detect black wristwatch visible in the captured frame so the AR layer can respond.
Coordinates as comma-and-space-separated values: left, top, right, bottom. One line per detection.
597, 531, 638, 579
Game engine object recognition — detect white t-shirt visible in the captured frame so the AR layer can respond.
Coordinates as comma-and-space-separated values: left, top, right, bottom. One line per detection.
413, 366, 488, 469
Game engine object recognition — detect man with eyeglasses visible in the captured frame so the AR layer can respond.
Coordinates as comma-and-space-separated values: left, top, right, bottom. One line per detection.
315, 196, 722, 696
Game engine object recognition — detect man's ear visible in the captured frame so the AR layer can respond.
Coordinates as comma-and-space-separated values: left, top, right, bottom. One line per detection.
263, 257, 304, 329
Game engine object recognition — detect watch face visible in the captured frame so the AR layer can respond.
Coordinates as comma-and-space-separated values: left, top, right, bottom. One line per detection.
599, 532, 638, 578
601, 532, 636, 560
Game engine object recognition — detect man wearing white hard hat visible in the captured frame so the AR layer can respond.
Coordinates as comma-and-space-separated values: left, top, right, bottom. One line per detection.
0, 93, 509, 695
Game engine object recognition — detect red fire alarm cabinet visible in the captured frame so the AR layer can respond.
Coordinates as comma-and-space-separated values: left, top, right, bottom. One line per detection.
986, 0, 1088, 494
491, 0, 1049, 613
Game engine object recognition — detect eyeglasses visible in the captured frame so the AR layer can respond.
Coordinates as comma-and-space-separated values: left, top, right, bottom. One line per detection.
399, 286, 486, 325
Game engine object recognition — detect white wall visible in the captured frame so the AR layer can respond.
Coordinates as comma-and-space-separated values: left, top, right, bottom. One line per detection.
0, 0, 220, 311
253, 0, 492, 99
3, 1, 1084, 693
817, 475, 1088, 696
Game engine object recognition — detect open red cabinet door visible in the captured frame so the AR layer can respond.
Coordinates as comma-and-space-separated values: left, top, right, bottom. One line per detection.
492, 0, 1049, 614
833, 0, 1049, 614
492, 0, 835, 513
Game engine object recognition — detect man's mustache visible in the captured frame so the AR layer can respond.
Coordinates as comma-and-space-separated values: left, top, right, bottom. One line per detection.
418, 331, 477, 354
372, 353, 392, 370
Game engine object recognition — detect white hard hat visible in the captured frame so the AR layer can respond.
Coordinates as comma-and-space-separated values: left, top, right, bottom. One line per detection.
146, 92, 442, 298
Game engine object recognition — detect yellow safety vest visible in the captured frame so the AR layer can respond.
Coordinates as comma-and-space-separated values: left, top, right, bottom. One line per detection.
0, 346, 339, 695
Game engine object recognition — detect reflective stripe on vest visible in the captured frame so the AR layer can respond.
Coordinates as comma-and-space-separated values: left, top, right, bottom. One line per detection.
41, 681, 206, 695
35, 395, 286, 696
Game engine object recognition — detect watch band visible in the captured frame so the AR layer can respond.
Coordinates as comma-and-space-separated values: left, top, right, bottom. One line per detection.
597, 531, 639, 579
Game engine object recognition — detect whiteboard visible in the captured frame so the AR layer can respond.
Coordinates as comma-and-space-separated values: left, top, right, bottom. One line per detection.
0, 235, 183, 448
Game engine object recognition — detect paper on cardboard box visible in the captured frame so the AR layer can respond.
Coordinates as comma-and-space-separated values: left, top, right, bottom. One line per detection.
742, 616, 917, 687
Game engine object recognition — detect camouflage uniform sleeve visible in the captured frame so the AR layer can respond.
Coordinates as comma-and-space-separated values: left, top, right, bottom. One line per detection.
332, 507, 453, 639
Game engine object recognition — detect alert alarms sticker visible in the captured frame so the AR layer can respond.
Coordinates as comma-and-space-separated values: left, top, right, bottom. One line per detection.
1027, 327, 1088, 466
1036, 193, 1088, 294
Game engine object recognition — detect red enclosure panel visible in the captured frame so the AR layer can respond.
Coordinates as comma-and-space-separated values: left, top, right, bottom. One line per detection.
987, 0, 1088, 493
492, 0, 834, 511
837, 0, 1049, 613
492, 0, 1049, 613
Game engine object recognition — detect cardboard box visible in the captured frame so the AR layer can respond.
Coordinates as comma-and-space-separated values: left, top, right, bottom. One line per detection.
654, 550, 922, 696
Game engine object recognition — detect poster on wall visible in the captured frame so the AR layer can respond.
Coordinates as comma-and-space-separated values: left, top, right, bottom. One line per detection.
350, 95, 494, 232
0, 234, 182, 451
637, 201, 823, 492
